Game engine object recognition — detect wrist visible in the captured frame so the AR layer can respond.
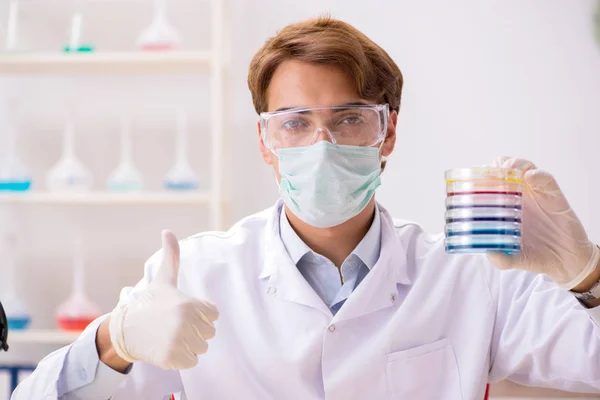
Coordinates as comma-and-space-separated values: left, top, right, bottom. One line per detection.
571, 246, 600, 293
96, 316, 132, 373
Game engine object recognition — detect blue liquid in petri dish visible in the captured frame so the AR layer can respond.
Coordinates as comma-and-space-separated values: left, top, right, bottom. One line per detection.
445, 243, 521, 254
7, 316, 31, 330
446, 217, 522, 223
0, 180, 32, 192
446, 229, 521, 237
164, 181, 199, 191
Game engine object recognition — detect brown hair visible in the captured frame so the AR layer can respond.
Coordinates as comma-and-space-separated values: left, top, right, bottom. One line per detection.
247, 16, 403, 114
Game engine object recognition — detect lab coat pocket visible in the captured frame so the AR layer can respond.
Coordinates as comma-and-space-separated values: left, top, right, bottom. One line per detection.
386, 338, 462, 400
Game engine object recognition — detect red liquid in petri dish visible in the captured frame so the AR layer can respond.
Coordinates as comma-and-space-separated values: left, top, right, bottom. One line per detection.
447, 191, 522, 196
56, 316, 98, 331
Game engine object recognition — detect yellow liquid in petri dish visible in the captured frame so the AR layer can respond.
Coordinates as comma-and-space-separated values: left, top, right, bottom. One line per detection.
445, 168, 524, 184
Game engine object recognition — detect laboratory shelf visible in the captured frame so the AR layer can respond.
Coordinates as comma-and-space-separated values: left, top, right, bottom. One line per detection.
0, 191, 212, 205
0, 51, 213, 74
8, 329, 80, 345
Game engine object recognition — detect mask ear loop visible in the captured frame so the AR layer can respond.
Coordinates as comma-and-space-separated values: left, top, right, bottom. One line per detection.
377, 140, 387, 169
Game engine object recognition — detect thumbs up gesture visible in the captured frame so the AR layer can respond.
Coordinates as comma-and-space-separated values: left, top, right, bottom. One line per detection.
109, 230, 219, 370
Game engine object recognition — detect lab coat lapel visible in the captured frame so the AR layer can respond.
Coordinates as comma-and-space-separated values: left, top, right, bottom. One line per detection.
331, 205, 411, 324
259, 201, 332, 316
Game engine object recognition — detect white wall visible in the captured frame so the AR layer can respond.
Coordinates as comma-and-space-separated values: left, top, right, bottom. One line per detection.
0, 0, 599, 398
229, 0, 600, 240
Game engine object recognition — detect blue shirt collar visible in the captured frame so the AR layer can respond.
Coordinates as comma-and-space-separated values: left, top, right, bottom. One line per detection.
279, 205, 382, 270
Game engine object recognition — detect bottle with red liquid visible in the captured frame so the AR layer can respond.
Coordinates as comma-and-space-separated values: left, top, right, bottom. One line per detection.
137, 0, 181, 51
55, 237, 100, 332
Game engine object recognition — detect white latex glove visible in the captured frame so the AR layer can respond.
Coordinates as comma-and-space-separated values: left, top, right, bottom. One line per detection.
109, 230, 219, 369
486, 157, 600, 289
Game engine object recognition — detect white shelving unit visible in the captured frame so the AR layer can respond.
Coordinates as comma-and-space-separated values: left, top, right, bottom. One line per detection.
8, 329, 80, 345
0, 51, 213, 74
0, 0, 229, 346
0, 3, 228, 229
0, 191, 212, 205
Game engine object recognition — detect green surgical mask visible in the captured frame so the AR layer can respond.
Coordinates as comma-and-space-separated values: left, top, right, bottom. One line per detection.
277, 141, 382, 228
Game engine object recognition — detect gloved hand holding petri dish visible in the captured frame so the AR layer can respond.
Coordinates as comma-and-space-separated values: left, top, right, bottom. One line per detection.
444, 167, 524, 254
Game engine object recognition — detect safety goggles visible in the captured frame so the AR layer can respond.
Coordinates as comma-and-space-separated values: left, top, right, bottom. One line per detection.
260, 103, 389, 152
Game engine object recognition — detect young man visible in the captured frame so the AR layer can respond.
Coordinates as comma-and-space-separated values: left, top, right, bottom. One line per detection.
14, 17, 600, 399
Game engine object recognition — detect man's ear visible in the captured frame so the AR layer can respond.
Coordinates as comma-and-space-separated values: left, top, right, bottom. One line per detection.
258, 121, 273, 165
381, 110, 397, 158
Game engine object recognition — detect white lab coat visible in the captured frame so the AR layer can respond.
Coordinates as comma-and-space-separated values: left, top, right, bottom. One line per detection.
13, 200, 600, 399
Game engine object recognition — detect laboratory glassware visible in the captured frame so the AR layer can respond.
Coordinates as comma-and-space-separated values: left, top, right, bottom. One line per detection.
164, 111, 199, 191
107, 116, 144, 192
137, 0, 181, 51
0, 100, 31, 191
5, 0, 19, 51
63, 2, 93, 53
0, 233, 31, 330
444, 167, 523, 254
46, 118, 93, 192
55, 237, 101, 331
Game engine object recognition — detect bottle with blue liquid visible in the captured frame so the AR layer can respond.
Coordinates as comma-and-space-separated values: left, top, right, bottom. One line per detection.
0, 154, 32, 192
0, 100, 32, 192
0, 233, 31, 330
46, 118, 93, 192
107, 116, 144, 192
164, 111, 199, 191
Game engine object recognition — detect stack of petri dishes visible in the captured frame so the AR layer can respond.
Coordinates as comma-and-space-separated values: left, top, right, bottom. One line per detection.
444, 168, 524, 254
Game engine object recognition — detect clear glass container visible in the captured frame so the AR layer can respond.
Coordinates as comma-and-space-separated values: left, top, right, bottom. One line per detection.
55, 237, 101, 332
164, 111, 199, 191
0, 99, 32, 192
445, 193, 522, 209
0, 233, 31, 330
445, 234, 522, 254
137, 0, 181, 51
46, 119, 93, 192
107, 116, 143, 192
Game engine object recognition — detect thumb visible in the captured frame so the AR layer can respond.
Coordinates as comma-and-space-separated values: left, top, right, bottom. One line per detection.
524, 169, 573, 213
154, 229, 181, 286
524, 169, 560, 193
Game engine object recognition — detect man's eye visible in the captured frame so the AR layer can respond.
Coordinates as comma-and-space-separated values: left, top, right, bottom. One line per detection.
340, 116, 363, 125
282, 119, 308, 130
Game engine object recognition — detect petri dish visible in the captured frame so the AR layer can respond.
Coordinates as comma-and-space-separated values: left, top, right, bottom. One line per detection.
445, 234, 521, 254
446, 180, 523, 196
445, 207, 522, 223
445, 221, 521, 237
445, 193, 522, 209
445, 168, 524, 183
